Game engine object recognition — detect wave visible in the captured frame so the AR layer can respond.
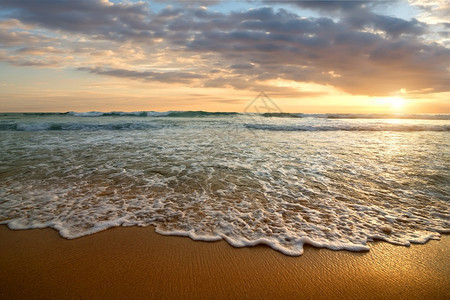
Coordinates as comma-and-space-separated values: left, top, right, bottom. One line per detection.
0, 122, 164, 131
262, 113, 450, 120
1, 111, 448, 120
245, 123, 450, 132
262, 113, 304, 118
67, 111, 239, 118
1, 120, 448, 132
165, 111, 239, 117
323, 113, 450, 120
68, 111, 162, 117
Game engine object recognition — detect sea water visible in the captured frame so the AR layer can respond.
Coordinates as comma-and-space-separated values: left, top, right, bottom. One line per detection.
0, 112, 448, 255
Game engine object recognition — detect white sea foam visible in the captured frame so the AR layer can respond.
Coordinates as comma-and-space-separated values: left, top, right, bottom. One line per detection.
0, 113, 449, 255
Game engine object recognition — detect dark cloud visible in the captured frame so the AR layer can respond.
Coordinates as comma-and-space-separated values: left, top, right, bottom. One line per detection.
265, 0, 371, 13
182, 6, 449, 95
155, 0, 222, 7
16, 46, 63, 55
268, 1, 427, 38
230, 63, 255, 69
0, 0, 157, 42
79, 66, 204, 83
343, 9, 427, 38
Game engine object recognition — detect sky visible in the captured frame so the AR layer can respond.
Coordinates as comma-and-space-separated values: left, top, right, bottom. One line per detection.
0, 0, 449, 113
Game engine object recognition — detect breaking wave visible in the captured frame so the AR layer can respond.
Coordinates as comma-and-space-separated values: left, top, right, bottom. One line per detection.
66, 111, 239, 117
0, 121, 165, 131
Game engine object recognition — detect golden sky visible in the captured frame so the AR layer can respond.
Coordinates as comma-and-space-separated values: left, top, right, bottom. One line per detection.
0, 0, 449, 113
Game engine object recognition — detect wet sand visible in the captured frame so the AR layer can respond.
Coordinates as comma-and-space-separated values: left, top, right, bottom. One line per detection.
0, 225, 448, 299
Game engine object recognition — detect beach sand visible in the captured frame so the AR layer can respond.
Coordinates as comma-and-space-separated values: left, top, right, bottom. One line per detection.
0, 225, 448, 299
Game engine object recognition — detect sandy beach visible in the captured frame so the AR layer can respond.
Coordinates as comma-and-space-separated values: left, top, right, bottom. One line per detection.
0, 225, 448, 299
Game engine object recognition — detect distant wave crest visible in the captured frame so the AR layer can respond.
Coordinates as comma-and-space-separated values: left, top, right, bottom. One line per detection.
245, 123, 450, 132
66, 110, 239, 118
0, 121, 164, 131
262, 113, 450, 120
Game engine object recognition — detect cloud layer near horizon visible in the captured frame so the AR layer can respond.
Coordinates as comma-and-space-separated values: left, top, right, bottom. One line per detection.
0, 0, 449, 100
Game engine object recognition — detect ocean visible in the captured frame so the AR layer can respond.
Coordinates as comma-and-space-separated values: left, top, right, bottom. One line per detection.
0, 111, 449, 255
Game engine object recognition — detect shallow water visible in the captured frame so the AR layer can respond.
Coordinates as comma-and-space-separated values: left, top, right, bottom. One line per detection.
0, 112, 449, 255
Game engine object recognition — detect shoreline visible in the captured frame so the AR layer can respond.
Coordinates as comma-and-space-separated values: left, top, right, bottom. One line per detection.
0, 225, 449, 299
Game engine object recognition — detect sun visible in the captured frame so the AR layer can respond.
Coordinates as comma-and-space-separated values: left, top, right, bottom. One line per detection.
389, 97, 406, 111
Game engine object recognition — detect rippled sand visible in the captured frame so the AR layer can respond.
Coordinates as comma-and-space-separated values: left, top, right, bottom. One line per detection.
0, 226, 448, 299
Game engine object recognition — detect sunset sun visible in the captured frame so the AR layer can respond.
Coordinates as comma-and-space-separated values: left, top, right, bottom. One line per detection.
390, 97, 406, 111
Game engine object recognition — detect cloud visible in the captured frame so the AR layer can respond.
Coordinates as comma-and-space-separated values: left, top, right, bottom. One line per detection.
341, 8, 427, 38
183, 7, 449, 95
266, 0, 368, 12
79, 66, 204, 84
155, 0, 222, 7
230, 63, 255, 70
267, 1, 428, 38
0, 0, 158, 42
0, 50, 62, 67
0, 19, 52, 46
0, 0, 448, 97
408, 0, 450, 24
